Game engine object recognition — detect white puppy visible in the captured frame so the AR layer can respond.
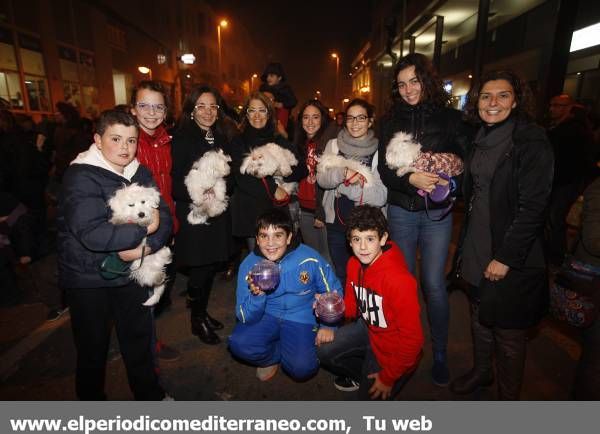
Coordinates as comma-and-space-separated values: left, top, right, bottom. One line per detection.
385, 131, 422, 177
184, 149, 232, 225
108, 183, 172, 306
385, 131, 464, 177
240, 142, 298, 195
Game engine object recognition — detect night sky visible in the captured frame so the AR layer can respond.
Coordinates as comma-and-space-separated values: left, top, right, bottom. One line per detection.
208, 0, 373, 109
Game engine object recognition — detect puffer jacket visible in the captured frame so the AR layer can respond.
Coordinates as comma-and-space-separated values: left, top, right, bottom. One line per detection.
57, 145, 172, 289
378, 102, 472, 211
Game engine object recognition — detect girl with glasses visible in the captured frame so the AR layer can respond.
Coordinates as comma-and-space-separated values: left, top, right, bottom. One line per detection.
378, 53, 472, 387
171, 85, 234, 345
316, 98, 387, 287
229, 92, 307, 252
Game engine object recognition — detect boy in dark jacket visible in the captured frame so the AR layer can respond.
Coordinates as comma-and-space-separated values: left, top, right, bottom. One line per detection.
57, 110, 172, 400
317, 205, 423, 400
259, 62, 297, 134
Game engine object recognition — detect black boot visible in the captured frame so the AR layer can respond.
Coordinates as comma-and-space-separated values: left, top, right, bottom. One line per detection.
495, 328, 527, 400
450, 368, 494, 394
205, 313, 224, 330
450, 303, 494, 395
189, 291, 220, 345
191, 315, 221, 345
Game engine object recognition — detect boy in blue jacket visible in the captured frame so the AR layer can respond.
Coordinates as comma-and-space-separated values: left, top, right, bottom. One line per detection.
57, 110, 172, 400
229, 209, 341, 382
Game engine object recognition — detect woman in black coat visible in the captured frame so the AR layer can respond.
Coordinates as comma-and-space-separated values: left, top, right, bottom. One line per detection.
450, 70, 554, 400
229, 91, 307, 249
377, 53, 471, 387
171, 85, 234, 345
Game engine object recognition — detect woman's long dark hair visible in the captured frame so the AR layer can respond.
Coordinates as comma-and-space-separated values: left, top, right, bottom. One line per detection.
293, 99, 330, 150
178, 85, 226, 136
390, 53, 449, 108
464, 70, 535, 124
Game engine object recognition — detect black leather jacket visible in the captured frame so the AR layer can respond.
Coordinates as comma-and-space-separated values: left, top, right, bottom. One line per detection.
378, 102, 472, 211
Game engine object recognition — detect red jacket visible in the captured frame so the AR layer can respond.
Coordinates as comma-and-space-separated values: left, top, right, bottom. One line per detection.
345, 241, 423, 386
136, 126, 178, 233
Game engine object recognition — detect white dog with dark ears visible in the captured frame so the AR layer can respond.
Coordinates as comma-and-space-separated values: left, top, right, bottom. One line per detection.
184, 149, 232, 225
108, 183, 172, 306
239, 142, 298, 195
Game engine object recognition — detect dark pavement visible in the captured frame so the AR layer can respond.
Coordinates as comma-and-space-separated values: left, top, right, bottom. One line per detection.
0, 210, 581, 401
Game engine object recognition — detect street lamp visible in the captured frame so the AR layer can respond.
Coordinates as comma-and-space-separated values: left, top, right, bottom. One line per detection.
315, 90, 321, 100
138, 66, 152, 79
331, 52, 340, 109
217, 19, 228, 81
250, 73, 258, 91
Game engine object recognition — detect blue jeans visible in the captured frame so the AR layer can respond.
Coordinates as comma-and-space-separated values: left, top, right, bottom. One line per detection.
387, 204, 452, 355
326, 226, 350, 287
317, 320, 412, 399
229, 313, 318, 381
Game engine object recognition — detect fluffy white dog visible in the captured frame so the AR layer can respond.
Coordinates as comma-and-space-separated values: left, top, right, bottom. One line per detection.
239, 142, 298, 195
184, 149, 232, 225
385, 131, 464, 177
317, 153, 374, 185
108, 183, 172, 306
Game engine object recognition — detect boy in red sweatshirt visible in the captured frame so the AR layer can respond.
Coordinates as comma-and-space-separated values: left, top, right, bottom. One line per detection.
317, 205, 423, 400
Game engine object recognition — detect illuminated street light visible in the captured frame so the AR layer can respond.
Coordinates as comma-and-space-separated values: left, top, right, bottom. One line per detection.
180, 54, 196, 64
331, 52, 340, 109
217, 19, 229, 81
137, 66, 152, 79
250, 73, 258, 91
343, 98, 349, 103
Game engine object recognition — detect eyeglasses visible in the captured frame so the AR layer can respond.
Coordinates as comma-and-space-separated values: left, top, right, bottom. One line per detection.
194, 104, 220, 112
345, 114, 368, 123
135, 102, 167, 114
247, 108, 268, 115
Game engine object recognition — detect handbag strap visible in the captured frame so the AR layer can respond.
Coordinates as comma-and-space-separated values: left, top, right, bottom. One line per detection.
424, 194, 454, 221
261, 177, 290, 206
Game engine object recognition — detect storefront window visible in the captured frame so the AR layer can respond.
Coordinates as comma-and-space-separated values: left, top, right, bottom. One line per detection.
0, 70, 23, 108
24, 74, 49, 111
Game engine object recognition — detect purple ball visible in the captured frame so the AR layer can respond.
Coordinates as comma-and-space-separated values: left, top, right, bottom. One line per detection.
250, 259, 280, 292
315, 292, 345, 324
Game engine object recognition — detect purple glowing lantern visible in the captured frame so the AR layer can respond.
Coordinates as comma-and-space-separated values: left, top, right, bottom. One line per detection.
250, 259, 280, 292
315, 292, 345, 324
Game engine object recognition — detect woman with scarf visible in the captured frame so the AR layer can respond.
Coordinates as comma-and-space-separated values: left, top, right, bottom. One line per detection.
171, 85, 234, 345
450, 70, 553, 400
230, 92, 307, 251
378, 53, 471, 387
316, 98, 387, 286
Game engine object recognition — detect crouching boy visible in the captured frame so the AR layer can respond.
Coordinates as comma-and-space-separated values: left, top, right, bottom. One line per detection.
229, 209, 341, 383
317, 205, 423, 400
57, 110, 172, 400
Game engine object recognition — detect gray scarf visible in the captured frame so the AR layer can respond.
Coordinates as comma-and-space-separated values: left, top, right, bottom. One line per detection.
337, 128, 378, 157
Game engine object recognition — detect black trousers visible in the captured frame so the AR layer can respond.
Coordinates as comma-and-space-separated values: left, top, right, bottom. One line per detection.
67, 282, 164, 400
188, 263, 219, 318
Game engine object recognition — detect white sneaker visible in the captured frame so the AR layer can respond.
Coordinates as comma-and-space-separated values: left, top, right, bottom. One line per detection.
256, 364, 279, 382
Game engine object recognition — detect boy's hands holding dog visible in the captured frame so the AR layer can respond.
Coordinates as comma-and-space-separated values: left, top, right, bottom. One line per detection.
146, 209, 160, 235
118, 244, 151, 262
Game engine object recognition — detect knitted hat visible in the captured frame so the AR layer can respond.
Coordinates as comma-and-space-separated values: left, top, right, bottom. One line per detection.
261, 62, 287, 82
